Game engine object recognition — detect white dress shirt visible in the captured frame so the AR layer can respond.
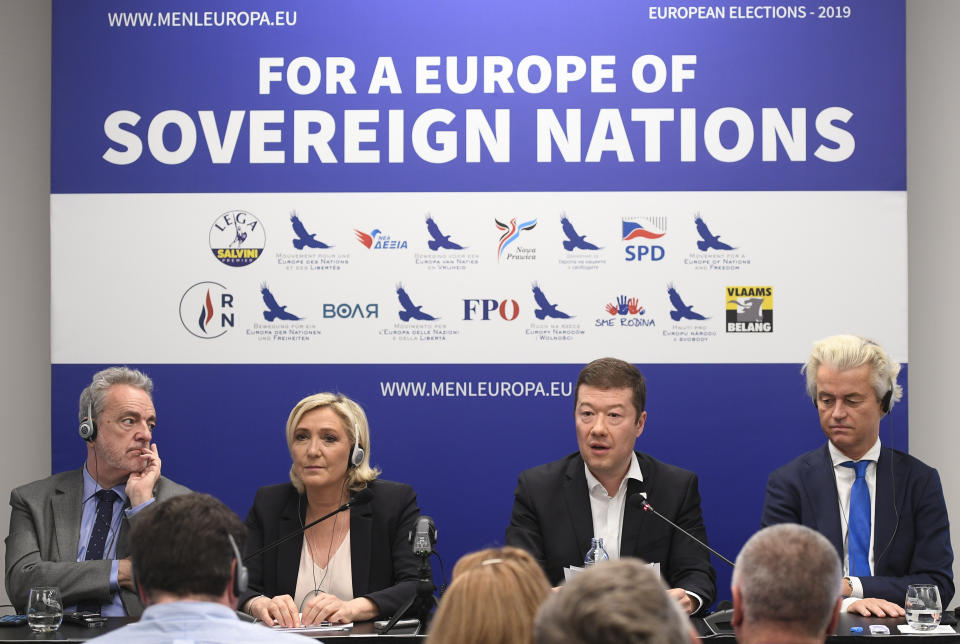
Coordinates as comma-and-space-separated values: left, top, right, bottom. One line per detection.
584, 454, 702, 612
829, 438, 880, 605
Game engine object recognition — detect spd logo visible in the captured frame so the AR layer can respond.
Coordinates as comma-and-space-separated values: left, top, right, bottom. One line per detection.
623, 217, 667, 262
725, 286, 773, 332
209, 210, 264, 267
180, 282, 235, 338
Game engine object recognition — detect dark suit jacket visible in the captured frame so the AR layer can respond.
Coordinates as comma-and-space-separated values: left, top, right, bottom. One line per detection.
505, 451, 716, 612
241, 479, 424, 619
4, 468, 190, 615
762, 444, 955, 606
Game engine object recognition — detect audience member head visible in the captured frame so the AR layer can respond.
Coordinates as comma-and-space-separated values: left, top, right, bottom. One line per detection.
534, 558, 695, 644
575, 357, 646, 417
427, 547, 551, 644
732, 524, 842, 644
130, 493, 246, 606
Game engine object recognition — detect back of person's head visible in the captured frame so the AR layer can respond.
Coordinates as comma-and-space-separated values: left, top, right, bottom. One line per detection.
732, 524, 841, 638
427, 547, 551, 644
534, 558, 693, 644
130, 493, 246, 603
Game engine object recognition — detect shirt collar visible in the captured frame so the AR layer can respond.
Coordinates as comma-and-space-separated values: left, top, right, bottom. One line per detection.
828, 438, 881, 467
81, 463, 129, 505
584, 452, 644, 497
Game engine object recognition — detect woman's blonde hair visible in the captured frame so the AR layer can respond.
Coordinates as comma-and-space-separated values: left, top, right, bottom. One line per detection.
285, 392, 381, 492
427, 547, 551, 644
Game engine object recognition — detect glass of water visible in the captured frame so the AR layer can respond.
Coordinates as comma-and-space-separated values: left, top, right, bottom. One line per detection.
26, 586, 62, 632
905, 584, 942, 631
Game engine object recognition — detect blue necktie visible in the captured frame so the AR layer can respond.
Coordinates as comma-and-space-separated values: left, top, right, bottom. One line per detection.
77, 489, 119, 614
841, 461, 872, 577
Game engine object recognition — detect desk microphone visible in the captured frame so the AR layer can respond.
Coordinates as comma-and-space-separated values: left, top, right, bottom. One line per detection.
628, 492, 735, 568
243, 488, 373, 562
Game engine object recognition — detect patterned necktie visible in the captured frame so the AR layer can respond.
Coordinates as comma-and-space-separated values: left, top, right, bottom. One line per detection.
77, 489, 119, 614
841, 460, 872, 577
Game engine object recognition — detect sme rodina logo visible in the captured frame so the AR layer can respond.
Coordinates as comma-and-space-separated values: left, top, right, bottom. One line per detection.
355, 228, 408, 250
209, 210, 264, 267
496, 217, 537, 261
179, 282, 235, 338
726, 286, 773, 332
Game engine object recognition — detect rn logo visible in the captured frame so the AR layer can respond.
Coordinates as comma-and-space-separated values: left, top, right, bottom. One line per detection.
622, 217, 666, 263
323, 303, 379, 319
179, 281, 235, 338
209, 210, 265, 267
463, 299, 520, 321
725, 286, 773, 333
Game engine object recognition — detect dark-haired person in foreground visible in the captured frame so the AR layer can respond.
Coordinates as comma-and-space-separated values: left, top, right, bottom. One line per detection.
506, 357, 716, 614
732, 524, 842, 644
89, 494, 306, 643
762, 335, 954, 616
5, 367, 189, 617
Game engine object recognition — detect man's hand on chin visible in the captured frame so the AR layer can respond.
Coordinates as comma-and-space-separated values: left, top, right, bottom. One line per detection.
125, 444, 161, 506
847, 597, 906, 618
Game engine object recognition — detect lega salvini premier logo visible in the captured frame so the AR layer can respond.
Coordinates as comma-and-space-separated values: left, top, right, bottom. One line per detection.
209, 210, 265, 266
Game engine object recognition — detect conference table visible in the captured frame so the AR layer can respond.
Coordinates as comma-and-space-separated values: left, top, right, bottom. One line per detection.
0, 612, 957, 642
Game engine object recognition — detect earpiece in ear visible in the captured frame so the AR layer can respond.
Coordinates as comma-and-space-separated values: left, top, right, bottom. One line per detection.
350, 421, 364, 467
78, 401, 97, 442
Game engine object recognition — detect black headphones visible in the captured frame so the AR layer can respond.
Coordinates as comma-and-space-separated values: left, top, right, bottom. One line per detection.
349, 420, 364, 468
226, 532, 249, 595
78, 401, 97, 442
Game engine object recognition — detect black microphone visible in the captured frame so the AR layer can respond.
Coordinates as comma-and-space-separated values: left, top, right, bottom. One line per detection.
628, 493, 735, 568
409, 515, 437, 558
243, 488, 374, 563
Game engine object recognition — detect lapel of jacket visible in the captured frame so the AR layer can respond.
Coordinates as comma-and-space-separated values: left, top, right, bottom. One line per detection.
621, 453, 650, 557
805, 444, 844, 555
562, 456, 594, 562
873, 446, 901, 569
350, 490, 373, 598
277, 490, 305, 596
52, 469, 84, 560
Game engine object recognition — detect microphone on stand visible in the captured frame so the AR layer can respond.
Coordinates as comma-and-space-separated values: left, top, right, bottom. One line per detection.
628, 492, 735, 568
243, 487, 373, 563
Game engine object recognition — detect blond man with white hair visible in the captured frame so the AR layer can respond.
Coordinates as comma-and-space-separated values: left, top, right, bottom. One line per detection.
762, 335, 953, 617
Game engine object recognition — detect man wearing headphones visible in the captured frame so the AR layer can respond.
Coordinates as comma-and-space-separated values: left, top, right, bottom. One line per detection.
89, 494, 306, 643
4, 367, 189, 617
762, 335, 954, 617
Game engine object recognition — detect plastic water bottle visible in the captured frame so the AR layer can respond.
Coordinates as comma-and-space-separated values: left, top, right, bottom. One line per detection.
584, 537, 610, 567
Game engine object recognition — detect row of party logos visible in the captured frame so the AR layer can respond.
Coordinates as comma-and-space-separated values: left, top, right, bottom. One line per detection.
208, 209, 752, 269
179, 279, 774, 339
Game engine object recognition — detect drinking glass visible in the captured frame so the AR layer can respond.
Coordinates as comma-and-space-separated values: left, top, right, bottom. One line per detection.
905, 584, 942, 631
26, 586, 62, 632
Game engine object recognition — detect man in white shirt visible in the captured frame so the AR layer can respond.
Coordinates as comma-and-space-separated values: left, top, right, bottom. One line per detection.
90, 493, 309, 644
762, 335, 953, 617
506, 357, 716, 614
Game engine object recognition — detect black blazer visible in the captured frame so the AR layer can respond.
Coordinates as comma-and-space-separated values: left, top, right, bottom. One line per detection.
762, 444, 955, 606
505, 451, 716, 612
240, 479, 424, 618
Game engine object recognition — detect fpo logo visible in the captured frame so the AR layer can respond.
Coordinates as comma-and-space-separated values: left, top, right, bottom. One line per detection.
463, 299, 520, 321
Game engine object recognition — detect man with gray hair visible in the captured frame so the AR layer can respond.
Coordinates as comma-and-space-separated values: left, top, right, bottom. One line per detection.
762, 335, 953, 617
533, 558, 698, 644
5, 367, 189, 617
732, 524, 842, 644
